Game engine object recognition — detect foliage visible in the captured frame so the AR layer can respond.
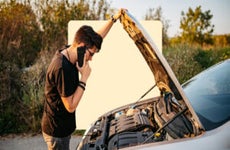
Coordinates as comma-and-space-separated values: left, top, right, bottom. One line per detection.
212, 34, 230, 47
195, 46, 230, 69
163, 44, 203, 83
0, 0, 42, 134
144, 7, 170, 46
73, 129, 86, 136
0, 0, 42, 68
180, 6, 214, 46
0, 62, 24, 133
34, 0, 111, 51
20, 50, 51, 132
170, 34, 230, 48
164, 44, 230, 84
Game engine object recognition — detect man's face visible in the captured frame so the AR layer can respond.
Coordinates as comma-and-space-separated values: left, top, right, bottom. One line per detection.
86, 46, 97, 61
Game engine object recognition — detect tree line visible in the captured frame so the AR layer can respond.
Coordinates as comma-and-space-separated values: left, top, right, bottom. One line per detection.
0, 0, 229, 134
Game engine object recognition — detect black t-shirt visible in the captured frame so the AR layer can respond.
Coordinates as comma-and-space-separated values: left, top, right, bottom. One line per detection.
42, 49, 79, 137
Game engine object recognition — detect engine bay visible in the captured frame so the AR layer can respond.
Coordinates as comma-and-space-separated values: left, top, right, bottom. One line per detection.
77, 92, 200, 150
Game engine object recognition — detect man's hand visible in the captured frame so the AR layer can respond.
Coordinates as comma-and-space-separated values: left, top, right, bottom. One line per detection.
113, 8, 127, 21
76, 53, 91, 83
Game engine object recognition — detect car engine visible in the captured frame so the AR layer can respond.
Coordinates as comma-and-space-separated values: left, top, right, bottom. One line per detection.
77, 93, 199, 150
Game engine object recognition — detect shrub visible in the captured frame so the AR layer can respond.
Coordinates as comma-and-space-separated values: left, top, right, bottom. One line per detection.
163, 44, 202, 83
164, 44, 230, 84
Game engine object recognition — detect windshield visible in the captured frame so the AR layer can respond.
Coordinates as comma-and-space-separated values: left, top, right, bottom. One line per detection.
182, 59, 230, 131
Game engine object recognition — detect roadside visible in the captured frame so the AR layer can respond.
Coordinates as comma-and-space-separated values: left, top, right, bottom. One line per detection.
0, 134, 82, 150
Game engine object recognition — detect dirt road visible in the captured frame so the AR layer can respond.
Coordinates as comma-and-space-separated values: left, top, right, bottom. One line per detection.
0, 134, 82, 150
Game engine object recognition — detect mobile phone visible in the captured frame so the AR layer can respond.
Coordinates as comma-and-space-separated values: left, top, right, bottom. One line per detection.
77, 46, 86, 67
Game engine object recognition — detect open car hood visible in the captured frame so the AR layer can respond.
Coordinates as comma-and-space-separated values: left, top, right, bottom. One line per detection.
77, 10, 205, 150
119, 10, 203, 128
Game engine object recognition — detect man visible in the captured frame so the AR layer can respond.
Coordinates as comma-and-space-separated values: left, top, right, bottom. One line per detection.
41, 10, 122, 150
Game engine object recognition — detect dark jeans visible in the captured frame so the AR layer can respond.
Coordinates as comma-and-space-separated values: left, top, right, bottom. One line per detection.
42, 132, 71, 150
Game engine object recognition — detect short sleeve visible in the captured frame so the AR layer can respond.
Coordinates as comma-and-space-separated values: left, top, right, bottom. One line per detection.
55, 59, 78, 97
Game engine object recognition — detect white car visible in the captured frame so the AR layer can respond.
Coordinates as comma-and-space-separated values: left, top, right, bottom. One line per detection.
76, 10, 230, 150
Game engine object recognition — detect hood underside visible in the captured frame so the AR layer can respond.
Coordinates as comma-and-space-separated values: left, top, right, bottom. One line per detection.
119, 10, 202, 127
120, 10, 179, 99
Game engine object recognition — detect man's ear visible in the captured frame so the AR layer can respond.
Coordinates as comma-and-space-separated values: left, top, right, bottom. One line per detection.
77, 42, 85, 47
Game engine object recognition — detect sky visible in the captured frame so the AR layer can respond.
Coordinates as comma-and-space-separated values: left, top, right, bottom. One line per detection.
108, 0, 230, 37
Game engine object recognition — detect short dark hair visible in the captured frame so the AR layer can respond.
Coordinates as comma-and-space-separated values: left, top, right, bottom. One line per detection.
74, 25, 103, 51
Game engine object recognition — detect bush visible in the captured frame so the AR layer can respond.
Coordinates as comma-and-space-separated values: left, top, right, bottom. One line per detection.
163, 44, 230, 84
163, 44, 203, 83
195, 46, 230, 69
0, 0, 42, 134
0, 62, 25, 134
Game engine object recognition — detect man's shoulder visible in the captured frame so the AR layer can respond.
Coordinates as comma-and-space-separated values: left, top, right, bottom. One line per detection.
48, 51, 63, 72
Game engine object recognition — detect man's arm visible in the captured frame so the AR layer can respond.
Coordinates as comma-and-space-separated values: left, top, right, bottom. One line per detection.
61, 85, 85, 113
61, 61, 91, 113
97, 9, 122, 39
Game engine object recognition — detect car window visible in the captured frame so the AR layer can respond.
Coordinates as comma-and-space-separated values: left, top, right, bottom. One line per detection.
182, 60, 230, 130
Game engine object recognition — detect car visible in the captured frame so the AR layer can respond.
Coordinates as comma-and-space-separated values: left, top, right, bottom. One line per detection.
76, 10, 230, 150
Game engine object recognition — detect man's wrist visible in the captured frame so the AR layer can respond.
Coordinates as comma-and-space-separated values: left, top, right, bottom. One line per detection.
78, 84, 85, 91
111, 15, 117, 23
79, 81, 86, 86
78, 81, 86, 91
80, 77, 87, 83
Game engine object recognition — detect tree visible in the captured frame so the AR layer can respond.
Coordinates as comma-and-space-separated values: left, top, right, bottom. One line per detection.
0, 0, 42, 67
180, 6, 214, 46
145, 7, 170, 46
34, 0, 110, 51
0, 0, 42, 133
